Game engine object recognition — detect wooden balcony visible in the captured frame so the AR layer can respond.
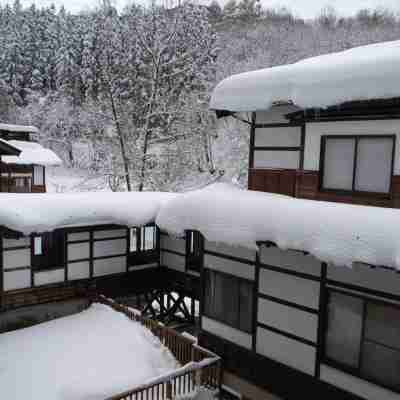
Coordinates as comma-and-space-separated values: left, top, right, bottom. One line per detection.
93, 295, 222, 400
248, 168, 400, 208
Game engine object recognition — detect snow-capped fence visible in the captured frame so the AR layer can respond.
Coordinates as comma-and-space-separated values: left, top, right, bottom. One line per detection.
91, 295, 222, 400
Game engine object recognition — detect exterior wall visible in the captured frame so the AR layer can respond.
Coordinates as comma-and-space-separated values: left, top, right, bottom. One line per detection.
303, 119, 400, 173
199, 240, 400, 400
160, 233, 186, 273
0, 225, 161, 311
249, 109, 400, 207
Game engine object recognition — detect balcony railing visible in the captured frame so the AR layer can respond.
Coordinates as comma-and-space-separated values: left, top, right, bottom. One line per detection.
91, 295, 222, 400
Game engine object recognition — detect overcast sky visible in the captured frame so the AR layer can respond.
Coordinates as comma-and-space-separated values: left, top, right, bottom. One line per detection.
1, 0, 399, 18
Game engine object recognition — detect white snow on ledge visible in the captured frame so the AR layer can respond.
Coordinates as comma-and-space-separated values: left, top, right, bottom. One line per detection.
156, 183, 400, 269
2, 140, 62, 166
210, 39, 400, 112
0, 123, 39, 133
0, 191, 177, 235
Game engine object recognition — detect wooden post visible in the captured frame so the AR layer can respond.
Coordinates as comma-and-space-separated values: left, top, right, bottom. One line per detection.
166, 381, 173, 400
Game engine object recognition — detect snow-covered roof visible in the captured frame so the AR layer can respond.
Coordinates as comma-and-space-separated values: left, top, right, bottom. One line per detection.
0, 123, 39, 133
210, 40, 400, 112
0, 139, 21, 156
0, 303, 178, 400
2, 140, 62, 166
0, 191, 177, 235
156, 183, 400, 270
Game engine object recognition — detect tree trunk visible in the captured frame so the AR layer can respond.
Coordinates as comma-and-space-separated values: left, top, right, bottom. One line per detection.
108, 88, 132, 191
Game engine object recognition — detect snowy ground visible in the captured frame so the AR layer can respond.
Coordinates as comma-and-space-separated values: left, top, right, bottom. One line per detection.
0, 303, 179, 400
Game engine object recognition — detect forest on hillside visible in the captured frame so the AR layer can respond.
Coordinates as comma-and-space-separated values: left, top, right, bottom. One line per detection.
1, 0, 400, 191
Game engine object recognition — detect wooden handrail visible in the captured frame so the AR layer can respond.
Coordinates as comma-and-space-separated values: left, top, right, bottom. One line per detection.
90, 295, 222, 400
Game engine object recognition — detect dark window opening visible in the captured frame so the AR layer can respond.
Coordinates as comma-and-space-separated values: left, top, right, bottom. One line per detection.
186, 231, 203, 272
204, 269, 253, 334
128, 225, 158, 266
32, 230, 66, 271
324, 290, 400, 392
320, 135, 395, 195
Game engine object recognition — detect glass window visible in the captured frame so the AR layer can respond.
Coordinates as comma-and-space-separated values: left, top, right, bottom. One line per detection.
33, 166, 44, 185
325, 291, 363, 368
355, 138, 393, 193
321, 136, 394, 194
130, 228, 138, 252
204, 269, 253, 334
141, 226, 155, 251
323, 138, 355, 190
324, 290, 400, 391
34, 236, 43, 255
186, 231, 203, 272
32, 231, 65, 270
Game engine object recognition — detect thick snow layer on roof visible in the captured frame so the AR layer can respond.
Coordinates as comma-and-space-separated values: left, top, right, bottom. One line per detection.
0, 303, 178, 400
156, 183, 400, 269
0, 123, 39, 133
0, 191, 177, 234
2, 140, 62, 166
210, 40, 400, 112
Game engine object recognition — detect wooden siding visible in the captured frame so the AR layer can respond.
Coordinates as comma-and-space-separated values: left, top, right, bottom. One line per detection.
248, 168, 400, 208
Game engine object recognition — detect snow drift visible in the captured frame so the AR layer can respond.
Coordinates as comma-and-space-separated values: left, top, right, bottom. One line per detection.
210, 40, 400, 112
0, 191, 177, 234
2, 140, 62, 166
0, 303, 178, 400
156, 183, 400, 269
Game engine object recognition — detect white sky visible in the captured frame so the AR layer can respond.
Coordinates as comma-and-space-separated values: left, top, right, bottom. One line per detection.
0, 0, 399, 17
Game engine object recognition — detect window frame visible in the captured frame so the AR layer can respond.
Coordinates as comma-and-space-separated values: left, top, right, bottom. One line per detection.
185, 230, 203, 273
203, 268, 254, 334
128, 224, 159, 266
319, 134, 396, 198
31, 230, 66, 271
323, 287, 400, 393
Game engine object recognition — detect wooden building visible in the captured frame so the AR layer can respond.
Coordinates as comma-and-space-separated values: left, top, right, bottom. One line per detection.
0, 124, 62, 193
197, 41, 400, 400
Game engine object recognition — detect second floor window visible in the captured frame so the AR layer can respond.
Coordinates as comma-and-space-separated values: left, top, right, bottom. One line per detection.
321, 135, 395, 195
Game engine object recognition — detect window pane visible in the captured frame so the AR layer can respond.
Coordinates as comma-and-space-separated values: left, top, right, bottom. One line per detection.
214, 273, 238, 327
130, 228, 137, 252
361, 340, 400, 390
325, 292, 363, 368
355, 138, 393, 193
141, 227, 155, 251
33, 166, 44, 185
365, 302, 400, 351
323, 138, 355, 190
34, 236, 42, 255
239, 280, 253, 333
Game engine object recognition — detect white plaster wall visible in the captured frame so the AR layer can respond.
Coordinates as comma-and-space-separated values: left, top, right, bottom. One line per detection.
3, 237, 30, 248
253, 150, 299, 169
257, 298, 318, 342
259, 268, 320, 309
254, 126, 301, 147
260, 246, 321, 277
3, 269, 30, 290
34, 269, 64, 286
68, 261, 90, 280
202, 316, 252, 350
256, 327, 316, 375
255, 105, 300, 124
205, 241, 256, 261
320, 364, 400, 400
3, 248, 30, 269
327, 262, 400, 298
93, 256, 126, 276
160, 235, 186, 254
304, 120, 400, 173
93, 239, 126, 258
93, 229, 127, 239
68, 232, 90, 242
161, 251, 185, 273
68, 242, 90, 261
204, 254, 255, 281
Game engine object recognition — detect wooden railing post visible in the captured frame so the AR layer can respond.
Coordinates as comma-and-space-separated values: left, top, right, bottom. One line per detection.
166, 381, 173, 400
